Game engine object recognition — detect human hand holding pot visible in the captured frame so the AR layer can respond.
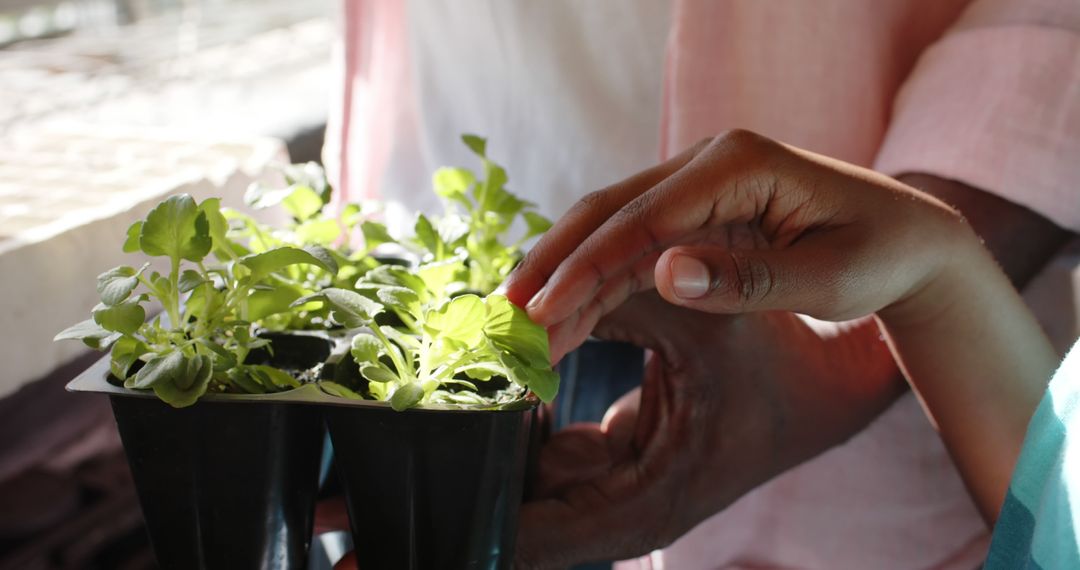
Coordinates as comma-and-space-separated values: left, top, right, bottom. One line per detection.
507, 130, 1056, 567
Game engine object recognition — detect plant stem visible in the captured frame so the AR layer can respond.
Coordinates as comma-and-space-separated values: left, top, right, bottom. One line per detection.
369, 325, 412, 383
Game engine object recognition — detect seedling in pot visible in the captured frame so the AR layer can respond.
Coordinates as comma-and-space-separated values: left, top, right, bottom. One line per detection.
227, 162, 397, 330
295, 286, 557, 411
415, 134, 552, 294
55, 194, 338, 407
299, 135, 560, 411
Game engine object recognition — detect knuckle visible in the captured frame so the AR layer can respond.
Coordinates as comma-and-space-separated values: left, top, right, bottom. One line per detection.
710, 128, 776, 163
727, 252, 774, 308
690, 136, 714, 153
575, 189, 608, 213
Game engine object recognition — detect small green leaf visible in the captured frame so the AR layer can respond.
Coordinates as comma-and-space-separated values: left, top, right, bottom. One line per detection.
110, 337, 149, 380
461, 134, 487, 157
239, 246, 336, 281
437, 215, 469, 247
375, 286, 421, 318
153, 354, 213, 407
229, 368, 267, 394
283, 162, 331, 204
292, 288, 383, 328
433, 167, 476, 212
483, 294, 550, 368
247, 284, 303, 321
499, 351, 559, 403
198, 198, 235, 259
360, 221, 395, 251
304, 245, 339, 275
122, 221, 143, 253
424, 294, 485, 345
360, 365, 399, 384
281, 185, 324, 221
177, 269, 206, 293
54, 319, 120, 350
416, 258, 466, 298
351, 334, 382, 364
248, 365, 301, 389
128, 351, 185, 389
139, 194, 212, 263
390, 382, 425, 411
523, 211, 553, 238
459, 362, 503, 381
294, 218, 341, 245
320, 381, 363, 400
413, 213, 443, 256
97, 265, 144, 306
93, 299, 146, 335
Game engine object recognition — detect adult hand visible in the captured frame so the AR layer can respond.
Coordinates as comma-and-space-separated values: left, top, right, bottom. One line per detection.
513, 292, 904, 568
502, 129, 971, 363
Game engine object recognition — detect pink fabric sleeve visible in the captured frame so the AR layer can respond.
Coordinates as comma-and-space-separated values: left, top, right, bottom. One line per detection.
874, 0, 1080, 232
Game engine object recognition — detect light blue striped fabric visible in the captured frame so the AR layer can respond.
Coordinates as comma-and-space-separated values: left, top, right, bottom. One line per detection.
986, 340, 1080, 569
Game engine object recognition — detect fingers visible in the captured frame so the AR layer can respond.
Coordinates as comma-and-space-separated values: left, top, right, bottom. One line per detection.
523, 131, 781, 331
502, 138, 711, 309
652, 231, 876, 320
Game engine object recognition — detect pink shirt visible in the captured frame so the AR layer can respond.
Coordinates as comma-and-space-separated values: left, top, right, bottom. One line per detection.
328, 1, 1080, 567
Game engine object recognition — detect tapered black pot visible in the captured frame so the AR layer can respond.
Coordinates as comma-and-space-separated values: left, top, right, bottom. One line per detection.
72, 333, 334, 570
111, 396, 324, 570
323, 399, 539, 570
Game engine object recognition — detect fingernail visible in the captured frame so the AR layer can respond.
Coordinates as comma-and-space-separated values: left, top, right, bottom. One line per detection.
671, 255, 710, 299
525, 287, 547, 314
492, 283, 507, 296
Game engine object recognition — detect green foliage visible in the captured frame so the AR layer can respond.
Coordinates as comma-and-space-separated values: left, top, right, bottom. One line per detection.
421, 134, 553, 294
301, 287, 556, 410
234, 162, 391, 330
57, 136, 560, 411
55, 194, 339, 408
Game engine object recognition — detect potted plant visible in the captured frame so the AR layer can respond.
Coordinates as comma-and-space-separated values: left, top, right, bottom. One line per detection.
297, 135, 558, 569
55, 135, 562, 569
55, 192, 346, 570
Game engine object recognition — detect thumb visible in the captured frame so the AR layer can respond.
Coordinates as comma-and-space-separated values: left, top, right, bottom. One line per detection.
654, 244, 843, 316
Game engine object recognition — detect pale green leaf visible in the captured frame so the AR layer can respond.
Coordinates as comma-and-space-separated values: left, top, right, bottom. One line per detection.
320, 381, 363, 400
128, 350, 185, 389
483, 294, 550, 368
177, 269, 205, 293
350, 334, 382, 364
461, 134, 487, 157
93, 299, 146, 335
248, 364, 301, 389
239, 246, 335, 281
281, 185, 325, 221
96, 264, 146, 306
291, 288, 383, 328
152, 354, 213, 407
54, 319, 120, 350
390, 382, 425, 411
138, 194, 212, 263
122, 221, 143, 253
360, 365, 399, 384
424, 294, 485, 345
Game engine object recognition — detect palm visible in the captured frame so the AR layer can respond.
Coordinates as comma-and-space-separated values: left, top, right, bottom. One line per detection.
516, 292, 904, 568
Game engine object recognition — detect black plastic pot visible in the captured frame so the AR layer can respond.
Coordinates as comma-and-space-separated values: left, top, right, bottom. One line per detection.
322, 398, 539, 570
69, 333, 334, 570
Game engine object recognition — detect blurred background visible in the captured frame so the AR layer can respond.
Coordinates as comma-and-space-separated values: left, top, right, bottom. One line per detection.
0, 1, 335, 567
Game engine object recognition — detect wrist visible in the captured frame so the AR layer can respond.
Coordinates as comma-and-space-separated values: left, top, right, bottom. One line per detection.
876, 214, 989, 333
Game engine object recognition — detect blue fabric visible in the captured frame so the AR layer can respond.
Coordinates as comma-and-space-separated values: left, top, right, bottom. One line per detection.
986, 341, 1080, 569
